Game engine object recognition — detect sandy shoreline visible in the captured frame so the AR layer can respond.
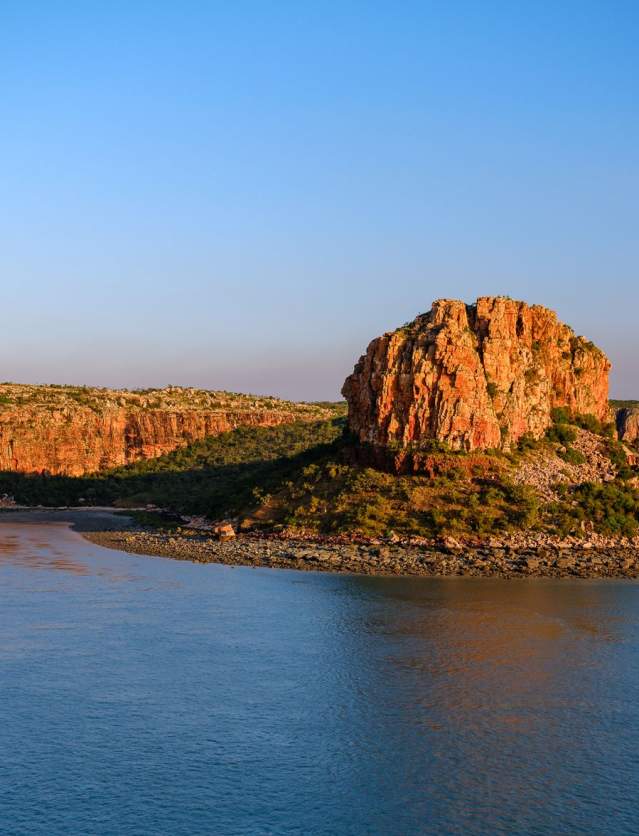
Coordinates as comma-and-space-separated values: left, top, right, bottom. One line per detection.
2, 507, 639, 579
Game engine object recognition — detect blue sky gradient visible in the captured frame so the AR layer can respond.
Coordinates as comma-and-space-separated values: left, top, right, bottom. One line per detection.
2, 1, 638, 399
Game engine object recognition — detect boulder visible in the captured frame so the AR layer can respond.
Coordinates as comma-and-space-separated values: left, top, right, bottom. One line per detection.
213, 523, 236, 542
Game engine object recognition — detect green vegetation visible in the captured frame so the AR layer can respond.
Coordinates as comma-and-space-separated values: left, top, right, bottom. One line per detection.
573, 412, 614, 437
606, 439, 634, 480
557, 447, 586, 465
549, 406, 614, 438
546, 420, 576, 446
535, 406, 639, 535
386, 437, 455, 454
611, 400, 639, 410
0, 413, 544, 538
547, 482, 639, 538
543, 407, 620, 470
0, 419, 346, 516
0, 382, 341, 419
516, 433, 541, 453
261, 464, 539, 536
486, 381, 498, 399
1, 394, 637, 541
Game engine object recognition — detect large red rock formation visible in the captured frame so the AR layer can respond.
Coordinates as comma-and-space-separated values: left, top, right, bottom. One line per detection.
0, 386, 331, 476
343, 296, 610, 452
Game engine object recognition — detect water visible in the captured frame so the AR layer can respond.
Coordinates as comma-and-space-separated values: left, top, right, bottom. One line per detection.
2, 520, 639, 835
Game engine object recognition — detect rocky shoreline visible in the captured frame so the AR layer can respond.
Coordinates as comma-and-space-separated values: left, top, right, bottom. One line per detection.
84, 527, 639, 579
2, 508, 639, 579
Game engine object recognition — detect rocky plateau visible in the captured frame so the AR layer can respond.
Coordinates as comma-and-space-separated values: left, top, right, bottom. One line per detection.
0, 384, 333, 476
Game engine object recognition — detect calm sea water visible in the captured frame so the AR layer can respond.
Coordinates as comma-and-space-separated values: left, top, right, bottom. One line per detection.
2, 520, 639, 835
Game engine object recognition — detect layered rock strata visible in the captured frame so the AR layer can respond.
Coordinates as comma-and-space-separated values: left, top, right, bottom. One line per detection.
343, 296, 610, 451
0, 385, 331, 476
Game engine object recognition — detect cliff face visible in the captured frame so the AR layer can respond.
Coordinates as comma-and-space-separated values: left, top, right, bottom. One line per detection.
0, 386, 332, 476
617, 408, 639, 447
343, 296, 610, 452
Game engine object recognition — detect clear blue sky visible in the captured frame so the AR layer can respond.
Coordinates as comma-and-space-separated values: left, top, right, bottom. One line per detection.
2, 1, 638, 400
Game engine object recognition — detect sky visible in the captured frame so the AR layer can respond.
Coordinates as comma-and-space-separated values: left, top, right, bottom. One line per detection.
1, 1, 638, 401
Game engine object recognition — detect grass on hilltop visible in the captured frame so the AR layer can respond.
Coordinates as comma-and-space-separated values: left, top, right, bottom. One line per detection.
610, 400, 639, 410
0, 382, 339, 418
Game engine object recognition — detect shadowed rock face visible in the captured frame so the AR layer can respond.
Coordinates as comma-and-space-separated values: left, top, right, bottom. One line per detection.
342, 296, 611, 452
617, 408, 639, 446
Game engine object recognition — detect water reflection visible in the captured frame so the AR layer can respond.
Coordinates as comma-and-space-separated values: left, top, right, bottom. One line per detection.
1, 520, 639, 835
0, 523, 138, 582
326, 575, 639, 832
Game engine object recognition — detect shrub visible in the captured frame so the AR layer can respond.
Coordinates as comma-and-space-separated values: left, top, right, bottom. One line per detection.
517, 433, 540, 452
547, 422, 576, 446
557, 447, 586, 465
0, 418, 347, 516
416, 438, 451, 453
550, 406, 571, 424
573, 413, 614, 437
606, 440, 634, 480
547, 481, 639, 537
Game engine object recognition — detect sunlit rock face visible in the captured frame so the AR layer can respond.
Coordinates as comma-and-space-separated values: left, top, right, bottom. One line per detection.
0, 386, 331, 476
343, 296, 611, 452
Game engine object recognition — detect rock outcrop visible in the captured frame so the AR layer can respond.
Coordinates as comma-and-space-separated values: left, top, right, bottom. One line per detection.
617, 407, 639, 447
343, 296, 610, 452
0, 385, 333, 476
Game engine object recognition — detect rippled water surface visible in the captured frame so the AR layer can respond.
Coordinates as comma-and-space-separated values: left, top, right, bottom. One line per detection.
2, 520, 639, 835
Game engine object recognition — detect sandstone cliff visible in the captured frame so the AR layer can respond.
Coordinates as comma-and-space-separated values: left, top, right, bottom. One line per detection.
342, 296, 610, 452
0, 385, 333, 476
617, 407, 639, 447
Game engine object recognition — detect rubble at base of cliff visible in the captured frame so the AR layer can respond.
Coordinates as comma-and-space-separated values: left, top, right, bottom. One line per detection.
512, 426, 618, 500
84, 525, 639, 579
